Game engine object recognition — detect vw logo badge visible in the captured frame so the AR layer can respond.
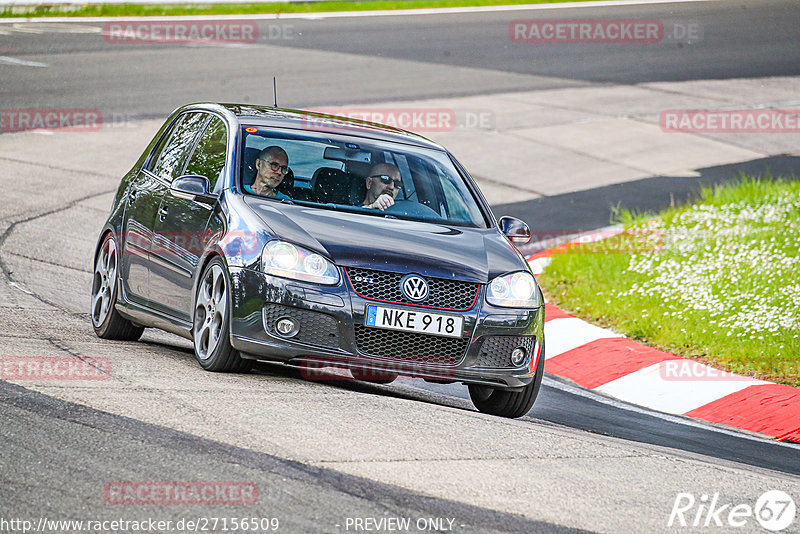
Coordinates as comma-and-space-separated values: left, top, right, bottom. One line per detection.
401, 274, 429, 302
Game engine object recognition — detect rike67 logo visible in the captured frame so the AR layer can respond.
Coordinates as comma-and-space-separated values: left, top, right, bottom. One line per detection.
668, 490, 796, 531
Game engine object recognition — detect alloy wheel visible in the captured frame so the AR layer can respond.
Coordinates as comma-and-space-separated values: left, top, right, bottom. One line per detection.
91, 237, 117, 327
194, 264, 227, 361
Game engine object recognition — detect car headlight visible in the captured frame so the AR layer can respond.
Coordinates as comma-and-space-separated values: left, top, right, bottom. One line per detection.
486, 271, 541, 308
262, 241, 339, 285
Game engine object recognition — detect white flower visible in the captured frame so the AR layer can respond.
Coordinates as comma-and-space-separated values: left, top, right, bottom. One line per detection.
619, 189, 800, 338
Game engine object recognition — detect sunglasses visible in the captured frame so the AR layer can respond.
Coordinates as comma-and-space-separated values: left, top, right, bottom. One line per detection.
370, 175, 403, 188
260, 159, 289, 174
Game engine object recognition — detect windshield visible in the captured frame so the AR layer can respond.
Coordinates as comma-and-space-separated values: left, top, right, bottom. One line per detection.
239, 126, 488, 228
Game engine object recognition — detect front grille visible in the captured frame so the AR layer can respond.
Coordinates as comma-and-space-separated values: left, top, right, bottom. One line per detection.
346, 268, 479, 310
263, 304, 340, 348
354, 324, 469, 365
474, 335, 536, 368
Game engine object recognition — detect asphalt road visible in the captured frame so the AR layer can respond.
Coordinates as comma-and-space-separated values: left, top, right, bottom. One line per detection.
0, 0, 798, 115
1, 1, 800, 532
1, 380, 582, 534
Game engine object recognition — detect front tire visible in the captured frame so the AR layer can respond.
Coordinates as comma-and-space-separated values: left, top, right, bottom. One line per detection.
91, 233, 144, 341
468, 338, 545, 418
192, 257, 252, 373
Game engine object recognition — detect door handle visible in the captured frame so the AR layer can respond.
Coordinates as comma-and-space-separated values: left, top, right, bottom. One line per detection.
158, 206, 168, 221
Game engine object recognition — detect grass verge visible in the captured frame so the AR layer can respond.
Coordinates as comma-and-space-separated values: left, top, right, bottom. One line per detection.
1, 0, 604, 19
538, 175, 800, 387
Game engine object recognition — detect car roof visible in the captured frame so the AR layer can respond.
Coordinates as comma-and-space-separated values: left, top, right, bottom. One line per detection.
208, 103, 447, 151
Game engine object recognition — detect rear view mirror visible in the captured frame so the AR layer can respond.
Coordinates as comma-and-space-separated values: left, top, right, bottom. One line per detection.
323, 146, 372, 164
170, 175, 216, 204
499, 216, 531, 245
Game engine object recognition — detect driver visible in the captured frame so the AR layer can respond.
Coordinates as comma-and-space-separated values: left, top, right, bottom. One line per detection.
361, 163, 403, 211
246, 146, 290, 199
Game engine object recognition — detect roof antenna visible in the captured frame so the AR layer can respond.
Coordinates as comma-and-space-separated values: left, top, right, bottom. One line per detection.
273, 77, 278, 108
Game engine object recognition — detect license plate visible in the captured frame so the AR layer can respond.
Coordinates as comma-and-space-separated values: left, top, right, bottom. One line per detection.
365, 305, 463, 338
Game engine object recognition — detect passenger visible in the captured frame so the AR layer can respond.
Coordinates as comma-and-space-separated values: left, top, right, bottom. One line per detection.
245, 146, 290, 199
361, 163, 403, 211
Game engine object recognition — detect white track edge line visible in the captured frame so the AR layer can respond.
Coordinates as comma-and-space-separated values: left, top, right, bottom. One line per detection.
543, 375, 800, 449
0, 0, 715, 24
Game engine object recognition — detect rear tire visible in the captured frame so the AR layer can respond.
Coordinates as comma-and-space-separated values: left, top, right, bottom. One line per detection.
192, 257, 253, 373
91, 233, 144, 341
468, 338, 545, 418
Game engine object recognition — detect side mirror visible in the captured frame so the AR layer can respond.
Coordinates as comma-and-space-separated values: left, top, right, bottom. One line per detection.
499, 216, 531, 245
170, 175, 216, 204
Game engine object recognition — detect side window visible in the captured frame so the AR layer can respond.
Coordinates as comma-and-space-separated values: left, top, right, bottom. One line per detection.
436, 164, 484, 224
151, 112, 208, 182
441, 177, 470, 222
146, 116, 183, 173
185, 117, 227, 191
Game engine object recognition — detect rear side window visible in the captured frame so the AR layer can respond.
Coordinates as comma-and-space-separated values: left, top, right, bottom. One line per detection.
150, 112, 207, 182
185, 117, 227, 192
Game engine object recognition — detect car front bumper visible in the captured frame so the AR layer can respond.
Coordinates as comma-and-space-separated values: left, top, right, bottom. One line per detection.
228, 267, 545, 389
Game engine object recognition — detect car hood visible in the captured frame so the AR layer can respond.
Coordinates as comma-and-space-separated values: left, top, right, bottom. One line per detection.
245, 199, 526, 283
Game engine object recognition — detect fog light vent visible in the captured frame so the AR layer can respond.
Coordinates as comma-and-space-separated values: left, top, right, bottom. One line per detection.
263, 304, 340, 347
475, 335, 535, 368
276, 317, 299, 338
510, 347, 527, 366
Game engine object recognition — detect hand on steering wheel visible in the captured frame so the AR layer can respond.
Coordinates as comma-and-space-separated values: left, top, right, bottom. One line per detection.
365, 193, 395, 211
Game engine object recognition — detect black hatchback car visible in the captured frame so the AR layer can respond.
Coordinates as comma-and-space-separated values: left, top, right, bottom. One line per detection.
91, 103, 545, 418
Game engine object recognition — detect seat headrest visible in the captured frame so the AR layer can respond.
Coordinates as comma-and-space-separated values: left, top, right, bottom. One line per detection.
243, 147, 261, 186
313, 167, 351, 204
276, 167, 294, 196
